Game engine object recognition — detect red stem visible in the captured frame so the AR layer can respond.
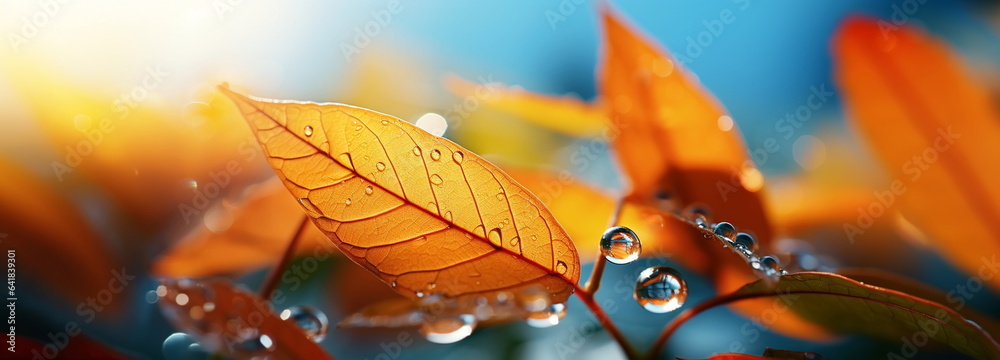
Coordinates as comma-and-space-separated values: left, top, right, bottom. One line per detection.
645, 291, 775, 360
259, 216, 310, 300
574, 283, 640, 360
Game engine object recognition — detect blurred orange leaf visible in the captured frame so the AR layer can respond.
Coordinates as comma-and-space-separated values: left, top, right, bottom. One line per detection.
444, 75, 606, 137
157, 278, 333, 359
599, 9, 773, 244
0, 157, 122, 311
221, 87, 581, 304
835, 18, 1000, 292
153, 179, 332, 278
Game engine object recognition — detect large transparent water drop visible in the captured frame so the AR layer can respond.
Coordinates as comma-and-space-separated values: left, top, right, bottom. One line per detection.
634, 266, 687, 313
280, 305, 329, 343
420, 314, 476, 344
600, 226, 641, 264
162, 332, 209, 360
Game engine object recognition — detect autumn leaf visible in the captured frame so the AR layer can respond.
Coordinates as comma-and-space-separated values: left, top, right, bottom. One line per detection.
153, 179, 333, 278
599, 9, 773, 245
157, 278, 333, 359
835, 18, 1000, 292
0, 157, 122, 311
665, 272, 1000, 360
220, 87, 581, 307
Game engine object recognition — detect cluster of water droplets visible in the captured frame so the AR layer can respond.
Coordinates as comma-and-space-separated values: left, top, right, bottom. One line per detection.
154, 279, 330, 359
598, 226, 689, 314
671, 204, 789, 283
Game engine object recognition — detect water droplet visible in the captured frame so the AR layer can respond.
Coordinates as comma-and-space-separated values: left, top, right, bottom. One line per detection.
525, 303, 567, 328
600, 226, 641, 265
376, 162, 386, 171
162, 333, 208, 360
487, 228, 502, 245
381, 119, 390, 126
390, 281, 398, 288
280, 306, 329, 343
430, 174, 444, 185
634, 266, 687, 313
345, 198, 352, 206
430, 149, 442, 161
733, 232, 758, 252
509, 236, 520, 247
453, 151, 464, 164
420, 315, 476, 344
303, 125, 314, 136
412, 146, 422, 156
555, 261, 568, 275
415, 290, 425, 298
683, 205, 712, 229
444, 211, 453, 222
760, 255, 781, 273
364, 185, 374, 195
713, 222, 737, 240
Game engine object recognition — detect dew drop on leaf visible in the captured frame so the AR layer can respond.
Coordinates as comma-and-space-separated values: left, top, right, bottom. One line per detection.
733, 232, 758, 253
375, 162, 386, 171
430, 174, 444, 185
430, 149, 442, 161
556, 261, 568, 275
453, 151, 464, 164
345, 198, 352, 206
419, 315, 476, 344
487, 228, 502, 245
525, 303, 567, 328
682, 205, 712, 229
634, 266, 687, 313
364, 185, 374, 195
412, 146, 421, 156
712, 222, 737, 240
280, 305, 329, 343
600, 226, 641, 264
303, 125, 313, 137
760, 255, 781, 273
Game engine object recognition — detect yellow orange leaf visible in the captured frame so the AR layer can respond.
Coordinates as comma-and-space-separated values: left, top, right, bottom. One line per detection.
444, 75, 607, 137
0, 157, 122, 311
221, 87, 581, 303
834, 18, 1000, 292
600, 9, 774, 244
153, 179, 333, 278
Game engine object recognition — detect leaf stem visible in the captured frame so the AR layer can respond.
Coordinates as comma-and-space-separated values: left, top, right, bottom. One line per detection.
645, 291, 772, 360
573, 283, 640, 360
584, 197, 625, 294
259, 216, 310, 300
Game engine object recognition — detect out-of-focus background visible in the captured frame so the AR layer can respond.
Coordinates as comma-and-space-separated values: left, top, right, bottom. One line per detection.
1, 1, 999, 359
